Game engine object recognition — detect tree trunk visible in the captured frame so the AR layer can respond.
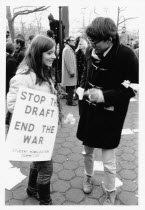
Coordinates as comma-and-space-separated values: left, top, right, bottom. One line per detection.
116, 7, 120, 31
62, 6, 69, 38
6, 6, 15, 42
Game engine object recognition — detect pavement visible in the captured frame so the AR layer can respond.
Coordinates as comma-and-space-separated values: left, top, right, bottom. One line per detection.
5, 95, 138, 205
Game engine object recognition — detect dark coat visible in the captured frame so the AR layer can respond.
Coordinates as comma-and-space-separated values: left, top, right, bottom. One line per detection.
6, 54, 17, 95
76, 49, 85, 86
14, 47, 26, 66
76, 39, 138, 149
49, 19, 65, 44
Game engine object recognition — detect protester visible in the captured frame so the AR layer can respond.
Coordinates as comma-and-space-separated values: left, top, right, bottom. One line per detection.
61, 36, 77, 106
6, 42, 17, 133
7, 35, 58, 205
119, 26, 131, 47
48, 13, 65, 44
6, 42, 17, 95
47, 29, 55, 41
27, 35, 35, 48
76, 17, 138, 205
14, 34, 26, 66
75, 37, 88, 86
133, 39, 139, 49
6, 31, 11, 42
134, 47, 139, 59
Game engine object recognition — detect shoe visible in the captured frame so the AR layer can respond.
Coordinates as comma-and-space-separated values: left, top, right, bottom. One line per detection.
103, 190, 116, 205
66, 102, 77, 106
40, 199, 52, 205
26, 188, 39, 201
83, 175, 93, 194
73, 94, 78, 100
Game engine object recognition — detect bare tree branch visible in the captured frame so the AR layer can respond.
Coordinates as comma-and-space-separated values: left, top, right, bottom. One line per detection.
12, 6, 50, 22
119, 7, 127, 13
118, 17, 139, 25
13, 6, 37, 16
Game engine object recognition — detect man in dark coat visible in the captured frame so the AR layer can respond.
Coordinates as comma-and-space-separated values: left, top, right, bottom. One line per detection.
6, 42, 17, 129
6, 42, 17, 95
48, 13, 65, 44
76, 17, 138, 205
14, 35, 26, 66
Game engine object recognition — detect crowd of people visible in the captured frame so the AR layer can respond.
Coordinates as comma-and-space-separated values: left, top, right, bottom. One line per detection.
6, 15, 139, 205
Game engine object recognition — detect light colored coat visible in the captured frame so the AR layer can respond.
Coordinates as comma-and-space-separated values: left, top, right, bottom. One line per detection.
7, 67, 55, 113
61, 44, 77, 87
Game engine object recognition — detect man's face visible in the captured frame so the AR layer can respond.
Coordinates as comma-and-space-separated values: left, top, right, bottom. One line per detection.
68, 37, 75, 46
89, 39, 112, 54
49, 19, 52, 23
14, 39, 20, 50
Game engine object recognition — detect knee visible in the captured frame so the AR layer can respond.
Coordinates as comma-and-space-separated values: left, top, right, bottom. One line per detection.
103, 161, 116, 174
37, 160, 53, 185
82, 150, 94, 159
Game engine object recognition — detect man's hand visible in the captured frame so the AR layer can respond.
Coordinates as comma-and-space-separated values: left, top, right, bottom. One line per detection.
84, 88, 104, 103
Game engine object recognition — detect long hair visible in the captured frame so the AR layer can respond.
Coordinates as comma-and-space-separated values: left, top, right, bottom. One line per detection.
18, 35, 55, 85
86, 17, 118, 43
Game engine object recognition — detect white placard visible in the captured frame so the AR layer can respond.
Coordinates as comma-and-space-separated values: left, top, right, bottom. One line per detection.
6, 86, 59, 161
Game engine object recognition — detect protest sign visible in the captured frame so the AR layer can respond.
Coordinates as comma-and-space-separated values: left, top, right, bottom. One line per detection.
6, 86, 59, 161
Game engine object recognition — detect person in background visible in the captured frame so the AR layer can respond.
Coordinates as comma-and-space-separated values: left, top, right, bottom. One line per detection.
6, 31, 11, 42
76, 17, 138, 205
75, 37, 88, 86
6, 42, 17, 131
7, 35, 58, 205
6, 42, 17, 95
48, 13, 65, 44
134, 47, 139, 59
14, 34, 26, 66
119, 26, 131, 47
47, 29, 55, 41
61, 36, 77, 106
27, 35, 35, 48
134, 39, 139, 49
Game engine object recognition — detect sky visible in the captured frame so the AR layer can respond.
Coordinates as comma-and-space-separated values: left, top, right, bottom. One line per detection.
7, 0, 141, 38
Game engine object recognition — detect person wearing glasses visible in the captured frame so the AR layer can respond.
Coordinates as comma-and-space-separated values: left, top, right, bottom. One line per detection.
61, 36, 77, 106
76, 17, 138, 205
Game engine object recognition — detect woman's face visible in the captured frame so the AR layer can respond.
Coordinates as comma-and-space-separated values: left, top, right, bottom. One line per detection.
78, 39, 87, 50
42, 46, 56, 67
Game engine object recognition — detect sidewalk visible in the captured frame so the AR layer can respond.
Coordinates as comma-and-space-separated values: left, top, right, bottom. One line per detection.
5, 96, 138, 205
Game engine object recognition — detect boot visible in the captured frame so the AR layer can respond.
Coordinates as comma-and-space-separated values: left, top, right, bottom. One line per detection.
83, 175, 93, 194
37, 182, 52, 205
103, 190, 116, 205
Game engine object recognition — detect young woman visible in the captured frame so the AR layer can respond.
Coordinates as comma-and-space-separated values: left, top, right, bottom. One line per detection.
75, 37, 88, 86
7, 35, 57, 205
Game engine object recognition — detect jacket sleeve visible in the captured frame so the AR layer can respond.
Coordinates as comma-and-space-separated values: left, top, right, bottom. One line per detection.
79, 47, 91, 89
64, 48, 75, 75
80, 58, 87, 88
17, 51, 25, 65
103, 48, 139, 106
7, 74, 27, 113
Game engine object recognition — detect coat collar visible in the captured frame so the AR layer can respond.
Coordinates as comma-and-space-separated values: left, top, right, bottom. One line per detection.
86, 35, 120, 62
65, 44, 75, 53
